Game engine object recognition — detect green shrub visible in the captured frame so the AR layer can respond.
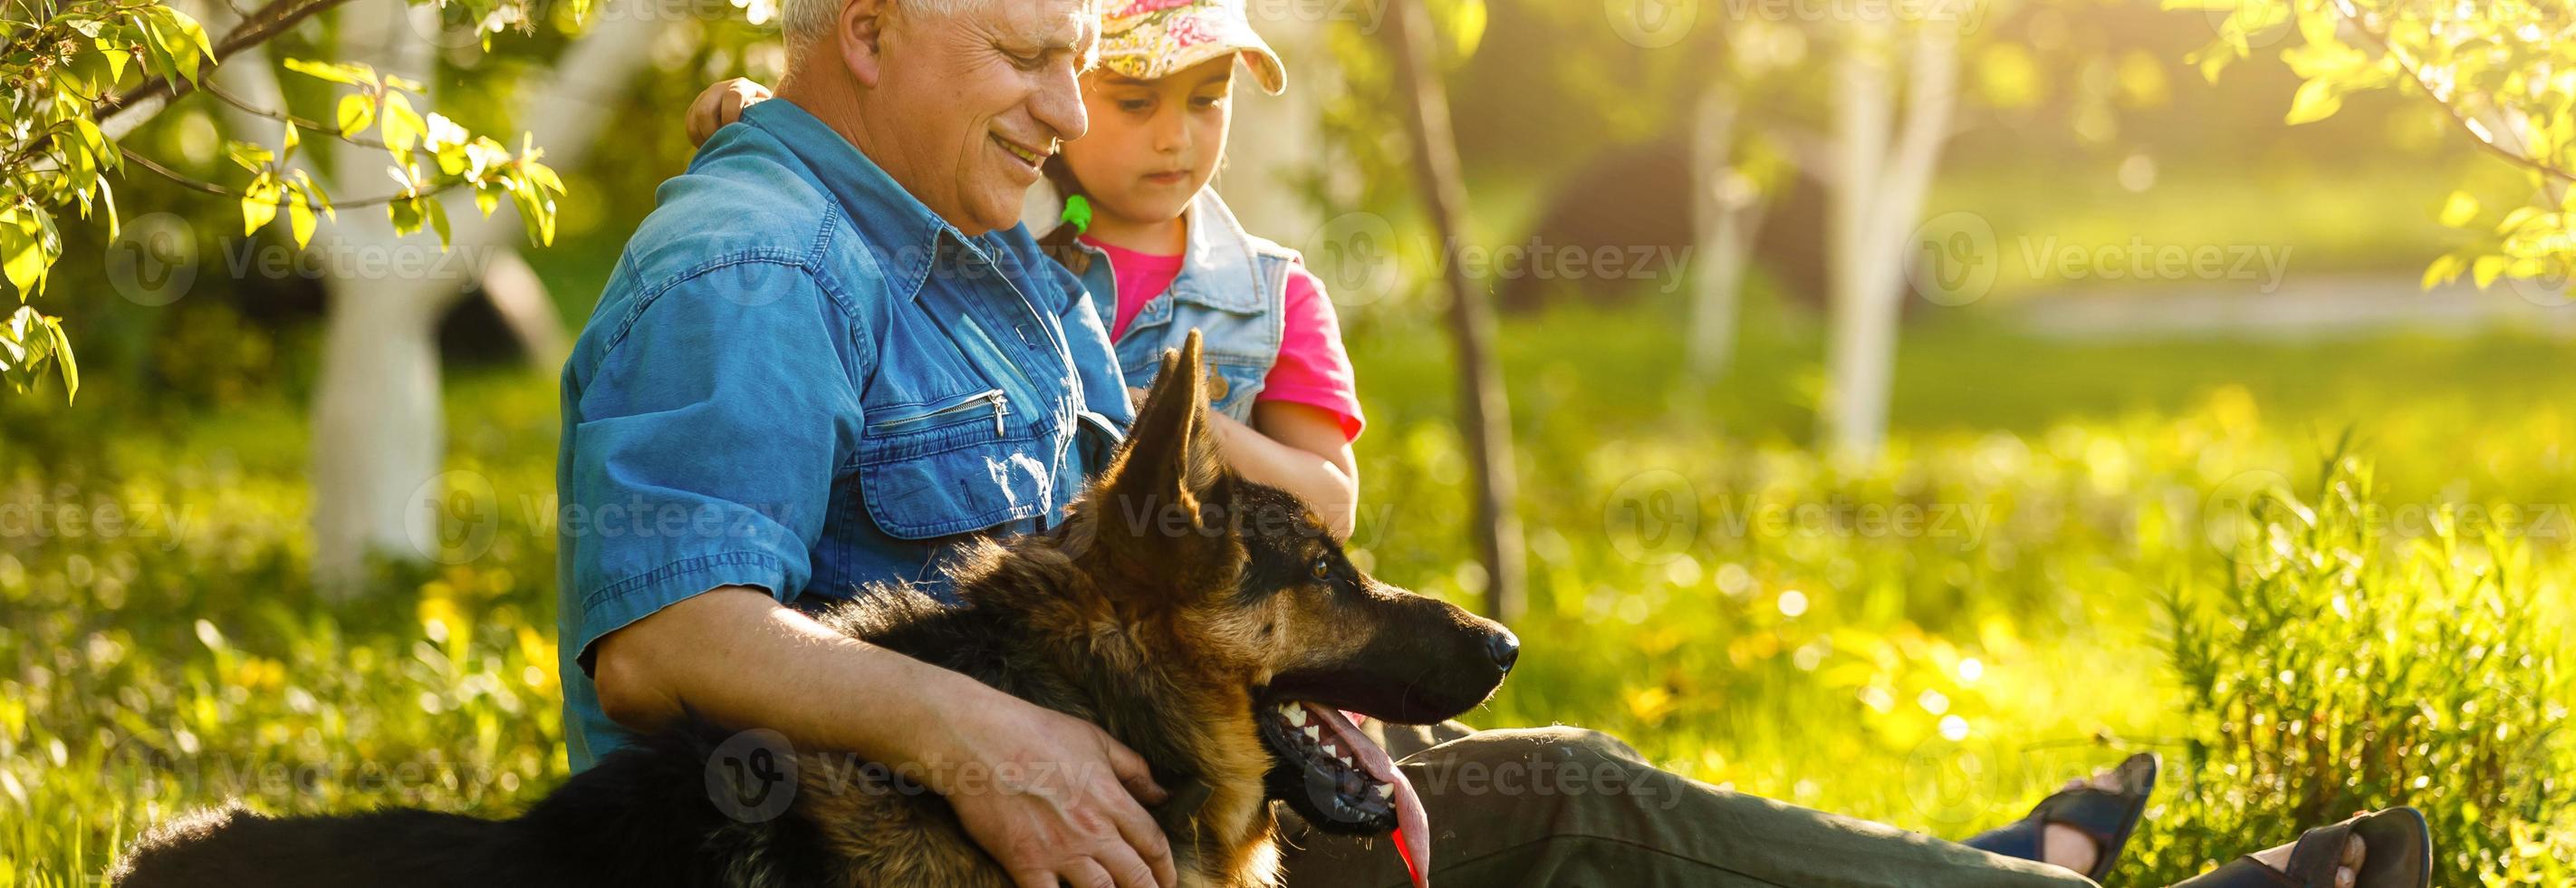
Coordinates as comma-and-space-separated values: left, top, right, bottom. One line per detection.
2139, 454, 2576, 885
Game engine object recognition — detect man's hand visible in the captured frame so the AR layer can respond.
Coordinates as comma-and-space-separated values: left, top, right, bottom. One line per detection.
928, 693, 1179, 888
687, 78, 773, 147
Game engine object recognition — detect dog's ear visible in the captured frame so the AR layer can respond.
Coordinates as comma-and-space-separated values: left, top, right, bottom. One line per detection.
1081, 330, 1236, 580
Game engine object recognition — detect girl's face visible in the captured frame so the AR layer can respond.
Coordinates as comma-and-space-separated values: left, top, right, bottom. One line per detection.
1062, 55, 1235, 229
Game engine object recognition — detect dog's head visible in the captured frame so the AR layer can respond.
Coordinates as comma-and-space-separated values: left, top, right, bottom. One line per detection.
1065, 331, 1516, 844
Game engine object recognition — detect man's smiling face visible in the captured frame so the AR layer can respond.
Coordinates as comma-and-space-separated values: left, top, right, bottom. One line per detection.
872, 0, 1098, 235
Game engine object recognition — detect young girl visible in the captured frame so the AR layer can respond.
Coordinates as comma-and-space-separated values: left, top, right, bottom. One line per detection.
686, 0, 1367, 539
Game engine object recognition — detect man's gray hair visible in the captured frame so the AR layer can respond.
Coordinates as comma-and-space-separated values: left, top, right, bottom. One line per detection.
779, 0, 985, 53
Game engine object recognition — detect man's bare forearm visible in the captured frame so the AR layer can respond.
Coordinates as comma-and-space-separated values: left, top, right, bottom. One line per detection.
591, 585, 981, 770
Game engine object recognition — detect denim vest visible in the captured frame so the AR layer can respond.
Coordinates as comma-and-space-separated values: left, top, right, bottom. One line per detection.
1070, 190, 1299, 422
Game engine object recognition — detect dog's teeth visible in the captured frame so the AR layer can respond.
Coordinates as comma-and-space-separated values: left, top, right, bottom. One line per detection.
1285, 706, 1307, 726
1302, 725, 1322, 742
1373, 782, 1394, 799
1321, 740, 1338, 758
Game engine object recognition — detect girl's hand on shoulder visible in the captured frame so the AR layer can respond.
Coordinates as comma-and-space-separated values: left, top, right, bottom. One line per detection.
687, 78, 773, 148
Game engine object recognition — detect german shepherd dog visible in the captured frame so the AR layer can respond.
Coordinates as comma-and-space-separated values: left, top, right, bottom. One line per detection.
113, 333, 1519, 888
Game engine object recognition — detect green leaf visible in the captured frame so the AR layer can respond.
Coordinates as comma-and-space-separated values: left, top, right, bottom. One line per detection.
1, 223, 42, 294
522, 159, 563, 196
97, 39, 127, 84
1449, 0, 1485, 60
2285, 77, 2343, 125
284, 58, 378, 87
284, 181, 317, 247
380, 92, 427, 158
389, 196, 424, 236
290, 169, 335, 221
132, 14, 185, 89
2439, 190, 2481, 228
424, 196, 452, 246
2494, 206, 2543, 235
226, 140, 274, 172
2421, 253, 2465, 290
72, 118, 115, 174
337, 93, 377, 140
2473, 255, 2510, 288
168, 10, 213, 84
40, 314, 76, 402
241, 174, 280, 236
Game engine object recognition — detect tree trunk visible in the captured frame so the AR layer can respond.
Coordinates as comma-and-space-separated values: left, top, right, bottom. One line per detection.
311, 261, 467, 588
309, 0, 663, 590
479, 247, 571, 371
1821, 24, 1955, 460
1381, 0, 1525, 622
1687, 82, 1768, 381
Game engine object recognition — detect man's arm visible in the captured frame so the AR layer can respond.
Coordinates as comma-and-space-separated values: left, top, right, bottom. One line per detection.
592, 587, 1177, 888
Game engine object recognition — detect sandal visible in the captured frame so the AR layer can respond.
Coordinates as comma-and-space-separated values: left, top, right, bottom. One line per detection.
2171, 807, 2432, 888
1963, 751, 2159, 881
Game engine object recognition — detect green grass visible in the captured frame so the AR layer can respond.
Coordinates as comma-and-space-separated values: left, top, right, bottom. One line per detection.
5, 297, 2571, 884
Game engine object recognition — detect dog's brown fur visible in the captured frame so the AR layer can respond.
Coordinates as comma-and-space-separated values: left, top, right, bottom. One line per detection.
112, 332, 1514, 888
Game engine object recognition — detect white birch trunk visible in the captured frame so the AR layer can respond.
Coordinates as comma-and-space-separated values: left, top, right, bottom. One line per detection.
1687, 82, 1768, 381
310, 0, 662, 589
1821, 23, 1956, 459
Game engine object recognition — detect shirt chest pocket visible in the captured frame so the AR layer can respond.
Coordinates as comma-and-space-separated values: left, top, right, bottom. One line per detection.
852, 389, 1056, 539
1120, 304, 1278, 425
1120, 350, 1272, 424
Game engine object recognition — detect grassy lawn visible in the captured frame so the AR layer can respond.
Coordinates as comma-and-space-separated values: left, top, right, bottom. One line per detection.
5, 284, 2571, 883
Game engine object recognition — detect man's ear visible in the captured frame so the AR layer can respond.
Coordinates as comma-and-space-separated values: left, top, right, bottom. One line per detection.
1086, 330, 1232, 565
836, 0, 893, 88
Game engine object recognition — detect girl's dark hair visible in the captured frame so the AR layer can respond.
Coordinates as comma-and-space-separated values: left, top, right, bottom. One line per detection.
1037, 155, 1093, 275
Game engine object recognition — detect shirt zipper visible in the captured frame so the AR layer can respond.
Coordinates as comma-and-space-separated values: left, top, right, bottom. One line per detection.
872, 389, 1009, 436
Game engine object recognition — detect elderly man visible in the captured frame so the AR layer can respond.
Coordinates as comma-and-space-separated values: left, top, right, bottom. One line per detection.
552, 0, 2375, 884
553, 0, 1183, 883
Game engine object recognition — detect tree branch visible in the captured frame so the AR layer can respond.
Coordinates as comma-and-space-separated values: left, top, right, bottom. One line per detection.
118, 144, 463, 209
95, 0, 363, 126
199, 77, 393, 150
2330, 0, 2576, 183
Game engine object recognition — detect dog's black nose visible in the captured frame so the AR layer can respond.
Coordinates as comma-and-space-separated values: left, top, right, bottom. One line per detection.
1486, 628, 1520, 672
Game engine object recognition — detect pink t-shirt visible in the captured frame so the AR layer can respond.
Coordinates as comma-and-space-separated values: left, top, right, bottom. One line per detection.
1081, 235, 1366, 441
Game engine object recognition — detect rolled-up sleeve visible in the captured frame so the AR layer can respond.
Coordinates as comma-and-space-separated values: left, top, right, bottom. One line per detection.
561, 260, 860, 672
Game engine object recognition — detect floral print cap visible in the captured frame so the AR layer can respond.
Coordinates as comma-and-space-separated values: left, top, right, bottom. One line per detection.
1096, 0, 1287, 95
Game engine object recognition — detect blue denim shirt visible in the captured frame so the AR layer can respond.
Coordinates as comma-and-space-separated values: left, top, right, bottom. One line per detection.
554, 99, 1130, 769
1071, 189, 1296, 423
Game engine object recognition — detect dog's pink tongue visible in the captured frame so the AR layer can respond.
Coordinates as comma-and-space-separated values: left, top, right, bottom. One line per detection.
1300, 703, 1430, 888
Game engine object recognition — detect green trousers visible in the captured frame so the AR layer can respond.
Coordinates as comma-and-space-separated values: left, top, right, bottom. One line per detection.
1275, 724, 2098, 888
